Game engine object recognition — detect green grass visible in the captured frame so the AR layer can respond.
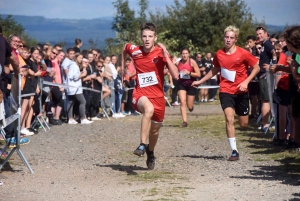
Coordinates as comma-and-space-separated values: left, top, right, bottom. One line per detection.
127, 171, 185, 183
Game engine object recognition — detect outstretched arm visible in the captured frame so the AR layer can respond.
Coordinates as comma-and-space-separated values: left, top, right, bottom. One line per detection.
191, 67, 220, 87
157, 43, 178, 79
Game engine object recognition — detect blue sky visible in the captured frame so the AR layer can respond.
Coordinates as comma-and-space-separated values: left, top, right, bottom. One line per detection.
0, 0, 299, 26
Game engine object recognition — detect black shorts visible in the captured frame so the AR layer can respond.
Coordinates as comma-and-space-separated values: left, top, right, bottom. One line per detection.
259, 78, 269, 101
178, 82, 196, 96
248, 81, 259, 96
273, 86, 290, 106
219, 92, 249, 116
291, 93, 300, 118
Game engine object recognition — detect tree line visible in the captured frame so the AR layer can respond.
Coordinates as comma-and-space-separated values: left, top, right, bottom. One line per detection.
1, 0, 266, 56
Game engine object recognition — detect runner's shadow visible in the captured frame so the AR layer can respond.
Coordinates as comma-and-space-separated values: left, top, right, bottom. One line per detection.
94, 164, 148, 175
181, 155, 225, 160
162, 124, 181, 127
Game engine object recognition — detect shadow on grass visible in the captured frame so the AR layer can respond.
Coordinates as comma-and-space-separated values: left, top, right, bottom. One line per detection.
0, 159, 20, 173
94, 163, 148, 175
181, 155, 225, 160
230, 156, 300, 186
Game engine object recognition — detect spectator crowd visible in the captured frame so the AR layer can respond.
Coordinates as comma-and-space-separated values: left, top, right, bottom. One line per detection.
0, 23, 300, 160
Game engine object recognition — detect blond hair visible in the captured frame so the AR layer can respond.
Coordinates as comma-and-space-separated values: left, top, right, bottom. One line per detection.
224, 25, 239, 39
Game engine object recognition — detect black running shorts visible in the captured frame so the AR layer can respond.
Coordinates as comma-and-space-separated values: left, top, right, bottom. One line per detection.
177, 82, 196, 96
219, 92, 250, 116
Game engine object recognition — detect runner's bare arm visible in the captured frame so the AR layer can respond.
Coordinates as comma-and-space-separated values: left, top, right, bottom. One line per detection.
191, 67, 220, 87
190, 59, 200, 78
237, 62, 260, 91
122, 44, 128, 82
157, 43, 178, 79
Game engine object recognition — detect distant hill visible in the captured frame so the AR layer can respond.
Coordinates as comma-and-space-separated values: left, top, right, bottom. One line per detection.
1, 15, 287, 51
1, 14, 116, 50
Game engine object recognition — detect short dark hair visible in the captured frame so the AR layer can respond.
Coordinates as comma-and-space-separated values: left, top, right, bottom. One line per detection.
247, 35, 256, 41
66, 48, 75, 54
256, 26, 267, 32
140, 22, 157, 35
270, 33, 279, 39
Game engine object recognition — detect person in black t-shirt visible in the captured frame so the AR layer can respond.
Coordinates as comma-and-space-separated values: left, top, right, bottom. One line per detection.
90, 60, 111, 120
200, 52, 213, 102
256, 26, 277, 131
194, 53, 202, 104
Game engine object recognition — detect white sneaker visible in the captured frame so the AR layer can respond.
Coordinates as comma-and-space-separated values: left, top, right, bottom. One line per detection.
117, 113, 125, 118
112, 114, 119, 118
91, 116, 101, 121
81, 118, 93, 124
68, 119, 78, 125
21, 128, 34, 136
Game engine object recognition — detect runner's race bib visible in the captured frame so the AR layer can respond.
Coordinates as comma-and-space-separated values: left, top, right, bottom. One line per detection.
179, 71, 191, 79
138, 72, 158, 88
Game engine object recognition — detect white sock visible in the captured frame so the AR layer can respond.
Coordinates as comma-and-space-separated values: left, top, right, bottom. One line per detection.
228, 137, 238, 152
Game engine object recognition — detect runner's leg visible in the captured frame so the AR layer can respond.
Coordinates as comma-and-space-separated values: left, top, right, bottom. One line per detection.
148, 121, 162, 151
137, 96, 154, 144
178, 90, 187, 123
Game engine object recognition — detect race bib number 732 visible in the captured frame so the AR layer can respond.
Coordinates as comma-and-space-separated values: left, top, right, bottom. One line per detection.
138, 71, 158, 88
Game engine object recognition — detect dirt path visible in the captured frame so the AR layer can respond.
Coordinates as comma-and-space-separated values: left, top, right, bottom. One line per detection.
1, 104, 300, 201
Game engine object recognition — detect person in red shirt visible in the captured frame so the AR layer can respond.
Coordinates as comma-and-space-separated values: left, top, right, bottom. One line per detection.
192, 25, 260, 161
122, 22, 178, 170
177, 48, 200, 127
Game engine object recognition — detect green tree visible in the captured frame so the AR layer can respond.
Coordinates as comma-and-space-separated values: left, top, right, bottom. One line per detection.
0, 15, 39, 47
0, 15, 24, 36
150, 0, 265, 55
105, 0, 149, 55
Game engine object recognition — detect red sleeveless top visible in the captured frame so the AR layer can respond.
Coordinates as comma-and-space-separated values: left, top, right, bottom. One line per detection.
178, 58, 195, 86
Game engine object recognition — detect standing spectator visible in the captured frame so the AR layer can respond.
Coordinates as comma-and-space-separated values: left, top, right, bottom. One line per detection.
256, 26, 277, 132
0, 28, 29, 146
49, 50, 65, 125
73, 38, 82, 53
200, 52, 213, 102
194, 53, 203, 104
66, 53, 93, 125
171, 55, 180, 106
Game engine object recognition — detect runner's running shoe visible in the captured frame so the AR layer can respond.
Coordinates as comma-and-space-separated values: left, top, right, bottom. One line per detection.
228, 150, 239, 161
133, 144, 146, 156
146, 145, 156, 170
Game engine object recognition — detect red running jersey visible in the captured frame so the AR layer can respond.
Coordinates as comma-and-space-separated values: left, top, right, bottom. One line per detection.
213, 46, 258, 94
125, 43, 170, 98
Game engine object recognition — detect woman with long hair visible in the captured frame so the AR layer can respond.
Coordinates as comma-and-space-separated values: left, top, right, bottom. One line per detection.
21, 47, 42, 135
66, 52, 92, 124
73, 38, 82, 53
177, 47, 200, 127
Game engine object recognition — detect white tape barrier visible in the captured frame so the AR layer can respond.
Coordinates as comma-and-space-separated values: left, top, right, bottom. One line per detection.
43, 81, 101, 93
197, 85, 220, 89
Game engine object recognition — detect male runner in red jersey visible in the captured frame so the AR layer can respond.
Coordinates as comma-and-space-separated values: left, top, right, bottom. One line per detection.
192, 25, 260, 161
122, 22, 178, 170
